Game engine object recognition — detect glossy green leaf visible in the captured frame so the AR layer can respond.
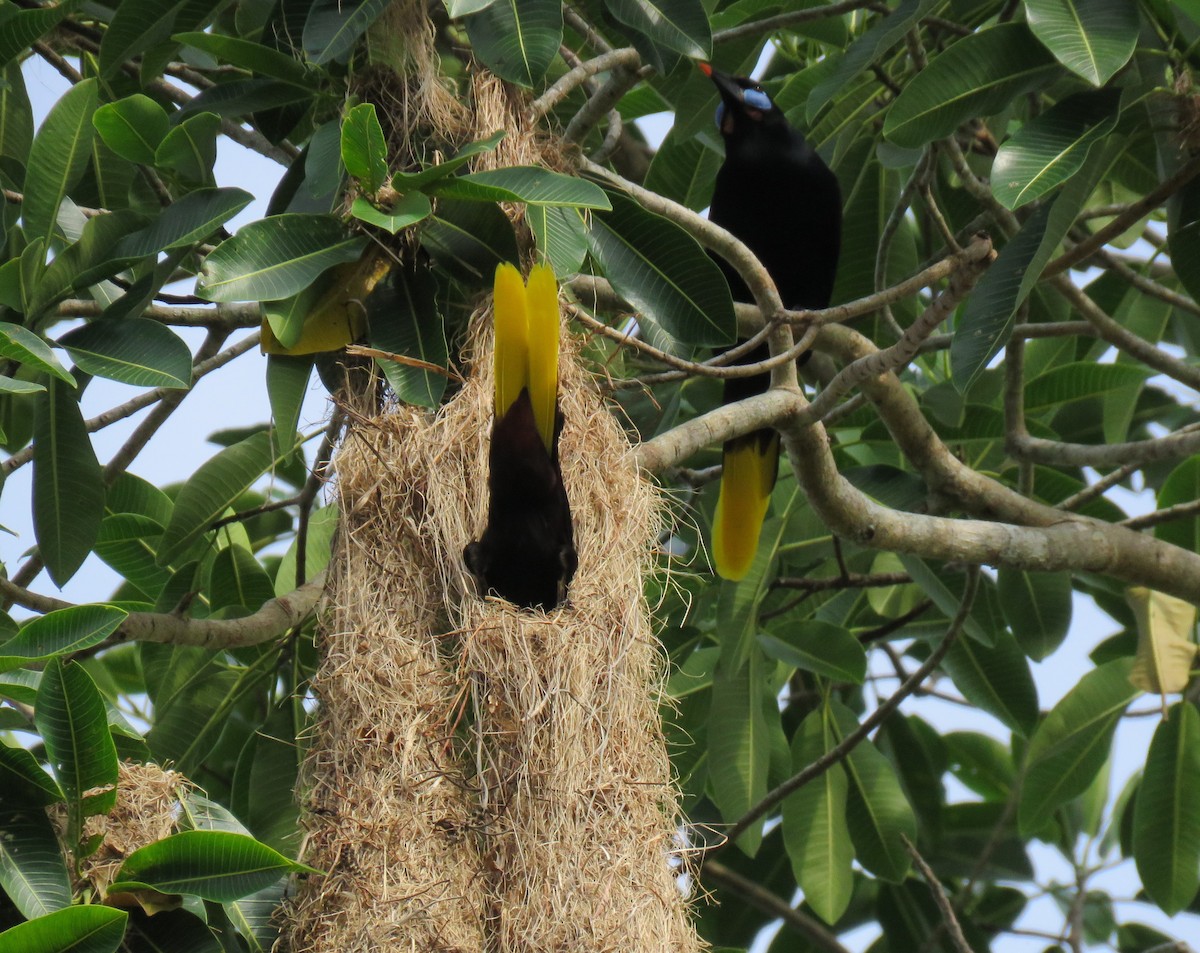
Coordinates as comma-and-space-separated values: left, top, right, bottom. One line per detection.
35, 658, 119, 822
446, 0, 497, 14
642, 127, 719, 212
266, 354, 313, 440
302, 0, 390, 64
0, 605, 127, 674
172, 31, 312, 86
113, 187, 254, 260
0, 2, 81, 72
341, 103, 388, 193
434, 167, 611, 208
808, 0, 935, 120
899, 557, 999, 645
1133, 702, 1200, 915
275, 504, 338, 594
33, 379, 105, 587
942, 629, 1040, 737
829, 700, 916, 882
154, 111, 221, 184
0, 806, 71, 919
782, 705, 853, 924
998, 568, 1073, 661
389, 130, 505, 191
92, 94, 170, 165
465, 0, 562, 87
0, 322, 74, 385
952, 139, 1121, 389
1154, 456, 1200, 555
1024, 362, 1148, 411
0, 375, 44, 395
527, 205, 588, 276
366, 264, 448, 408
757, 621, 866, 684
1019, 658, 1140, 834
0, 63, 35, 173
586, 190, 735, 347
110, 830, 315, 902
21, 78, 98, 251
421, 198, 519, 282
58, 319, 193, 389
604, 0, 710, 59
210, 545, 276, 614
99, 0, 196, 77
0, 904, 126, 953
158, 431, 283, 566
708, 656, 770, 854
992, 90, 1121, 209
349, 192, 432, 233
1025, 0, 1138, 86
196, 214, 367, 302
30, 209, 148, 317
884, 24, 1058, 148
95, 513, 171, 597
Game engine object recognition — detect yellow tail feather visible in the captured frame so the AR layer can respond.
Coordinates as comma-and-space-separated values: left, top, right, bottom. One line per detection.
524, 262, 560, 452
493, 263, 529, 418
712, 435, 779, 581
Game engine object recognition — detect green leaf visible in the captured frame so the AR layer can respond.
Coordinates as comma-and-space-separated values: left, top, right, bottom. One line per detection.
992, 90, 1121, 209
1134, 702, 1200, 914
0, 62, 35, 173
172, 31, 313, 86
586, 190, 735, 347
0, 605, 127, 674
757, 621, 866, 684
1019, 658, 1140, 834
603, 0, 711, 59
92, 94, 170, 165
883, 24, 1058, 148
154, 111, 221, 184
708, 655, 770, 854
349, 192, 432, 233
1025, 0, 1138, 86
196, 214, 368, 302
110, 830, 315, 902
0, 904, 126, 953
807, 0, 935, 120
0, 806, 71, 919
527, 205, 588, 276
210, 545, 276, 614
0, 376, 44, 395
1154, 456, 1200, 555
998, 568, 1072, 661
829, 700, 917, 882
434, 167, 611, 208
366, 264, 449, 408
35, 658, 119, 823
1024, 362, 1149, 411
465, 0, 563, 87
389, 130, 505, 192
58, 319, 193, 390
952, 139, 1122, 389
781, 704, 853, 924
0, 741, 64, 806
95, 513, 171, 597
158, 431, 284, 566
0, 322, 74, 385
303, 0, 391, 64
1168, 176, 1200, 305
21, 78, 98, 251
341, 103, 388, 193
899, 557, 998, 645
29, 210, 148, 318
33, 379, 105, 587
266, 355, 313, 440
941, 629, 1040, 738
112, 187, 254, 260
275, 504, 338, 594
421, 198, 519, 282
643, 127, 720, 212
99, 0, 194, 78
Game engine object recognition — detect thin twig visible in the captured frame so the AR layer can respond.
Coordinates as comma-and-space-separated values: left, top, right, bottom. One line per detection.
905, 835, 977, 953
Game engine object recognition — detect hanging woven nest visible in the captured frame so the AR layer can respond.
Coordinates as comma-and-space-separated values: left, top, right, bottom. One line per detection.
285, 307, 700, 951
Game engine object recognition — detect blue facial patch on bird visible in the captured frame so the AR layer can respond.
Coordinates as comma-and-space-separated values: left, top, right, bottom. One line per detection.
743, 88, 772, 110
715, 101, 726, 128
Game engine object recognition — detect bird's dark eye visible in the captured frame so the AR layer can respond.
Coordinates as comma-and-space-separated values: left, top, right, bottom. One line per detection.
714, 102, 726, 128
743, 88, 772, 110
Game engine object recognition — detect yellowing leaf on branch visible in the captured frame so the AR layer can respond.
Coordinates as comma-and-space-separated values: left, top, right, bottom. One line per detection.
1126, 586, 1198, 695
260, 250, 390, 356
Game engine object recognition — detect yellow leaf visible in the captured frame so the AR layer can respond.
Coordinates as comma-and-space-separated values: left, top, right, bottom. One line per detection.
260, 251, 388, 356
1126, 586, 1198, 694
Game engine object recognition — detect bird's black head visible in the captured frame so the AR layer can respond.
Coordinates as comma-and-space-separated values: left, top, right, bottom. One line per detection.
700, 63, 788, 143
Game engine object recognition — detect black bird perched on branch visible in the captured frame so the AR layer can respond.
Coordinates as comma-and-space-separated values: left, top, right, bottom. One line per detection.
701, 63, 842, 581
465, 263, 577, 610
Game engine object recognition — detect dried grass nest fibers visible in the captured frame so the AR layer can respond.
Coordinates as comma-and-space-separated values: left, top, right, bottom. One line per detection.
289, 325, 701, 952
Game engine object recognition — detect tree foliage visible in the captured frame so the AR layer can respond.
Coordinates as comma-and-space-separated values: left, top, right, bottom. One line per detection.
1, 0, 1199, 950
